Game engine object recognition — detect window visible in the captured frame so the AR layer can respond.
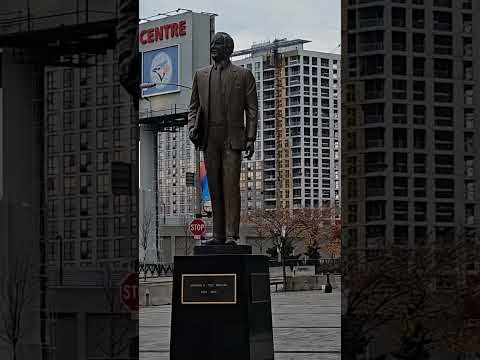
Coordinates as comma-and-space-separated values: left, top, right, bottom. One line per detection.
414, 154, 426, 174
63, 90, 74, 109
75, 132, 86, 151
80, 175, 92, 194
97, 196, 109, 215
435, 130, 454, 150
393, 128, 407, 148
393, 152, 407, 172
435, 106, 453, 127
413, 81, 425, 101
80, 198, 90, 216
96, 131, 110, 149
393, 177, 408, 197
80, 88, 92, 107
80, 110, 92, 129
64, 241, 75, 261
394, 201, 409, 221
415, 203, 427, 222
63, 155, 75, 174
80, 152, 92, 172
366, 201, 385, 222
80, 240, 92, 259
64, 220, 76, 239
97, 174, 110, 193
413, 105, 425, 125
97, 217, 109, 237
64, 176, 76, 195
414, 178, 426, 197
435, 178, 454, 198
96, 86, 109, 105
435, 154, 454, 175
64, 198, 76, 218
436, 203, 454, 223
96, 152, 109, 171
414, 129, 426, 149
394, 226, 408, 246
392, 79, 407, 100
63, 69, 73, 88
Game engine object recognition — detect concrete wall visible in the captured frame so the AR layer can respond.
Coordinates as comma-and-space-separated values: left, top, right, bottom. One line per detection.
0, 49, 43, 360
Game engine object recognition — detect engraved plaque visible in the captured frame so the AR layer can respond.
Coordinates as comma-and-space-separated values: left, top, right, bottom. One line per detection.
181, 274, 237, 304
251, 273, 270, 303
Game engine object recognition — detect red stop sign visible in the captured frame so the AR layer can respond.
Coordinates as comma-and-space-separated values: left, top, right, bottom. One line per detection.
120, 272, 138, 312
190, 218, 206, 238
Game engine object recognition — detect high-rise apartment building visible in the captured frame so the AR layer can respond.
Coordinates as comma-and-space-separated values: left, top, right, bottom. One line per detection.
233, 40, 341, 211
342, 0, 479, 261
342, 1, 480, 357
153, 38, 341, 221
45, 50, 138, 274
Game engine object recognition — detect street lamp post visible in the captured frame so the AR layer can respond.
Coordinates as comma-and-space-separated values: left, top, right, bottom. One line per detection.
281, 225, 287, 292
56, 234, 63, 286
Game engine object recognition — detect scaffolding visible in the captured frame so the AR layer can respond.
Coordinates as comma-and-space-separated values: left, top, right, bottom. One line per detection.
273, 47, 292, 209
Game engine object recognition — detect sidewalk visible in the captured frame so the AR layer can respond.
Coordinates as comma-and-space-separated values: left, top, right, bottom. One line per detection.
139, 288, 341, 359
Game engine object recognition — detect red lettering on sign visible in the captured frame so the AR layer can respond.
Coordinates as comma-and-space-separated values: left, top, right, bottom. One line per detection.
147, 28, 154, 43
139, 21, 187, 45
171, 22, 179, 37
179, 20, 186, 36
139, 29, 148, 44
155, 26, 163, 41
163, 24, 170, 40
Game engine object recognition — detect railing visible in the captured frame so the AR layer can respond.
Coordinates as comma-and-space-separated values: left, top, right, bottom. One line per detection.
268, 258, 341, 275
139, 263, 174, 278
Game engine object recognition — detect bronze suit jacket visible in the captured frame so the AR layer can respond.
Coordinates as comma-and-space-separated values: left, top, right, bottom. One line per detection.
188, 63, 258, 151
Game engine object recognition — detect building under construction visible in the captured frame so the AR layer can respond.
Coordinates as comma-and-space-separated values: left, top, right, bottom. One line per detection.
232, 39, 341, 211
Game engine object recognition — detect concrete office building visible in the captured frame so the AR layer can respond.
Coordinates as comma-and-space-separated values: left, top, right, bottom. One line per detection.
342, 0, 480, 357
233, 40, 341, 211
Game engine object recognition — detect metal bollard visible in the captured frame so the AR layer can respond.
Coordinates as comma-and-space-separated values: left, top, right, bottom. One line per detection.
145, 287, 150, 306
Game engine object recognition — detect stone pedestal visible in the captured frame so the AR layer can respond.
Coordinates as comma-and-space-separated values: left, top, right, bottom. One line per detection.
170, 246, 274, 360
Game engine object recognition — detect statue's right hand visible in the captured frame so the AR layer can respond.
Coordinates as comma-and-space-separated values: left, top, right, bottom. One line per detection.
189, 128, 198, 141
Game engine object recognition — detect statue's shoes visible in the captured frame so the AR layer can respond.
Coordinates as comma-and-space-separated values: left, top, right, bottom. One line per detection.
225, 237, 238, 245
204, 238, 225, 245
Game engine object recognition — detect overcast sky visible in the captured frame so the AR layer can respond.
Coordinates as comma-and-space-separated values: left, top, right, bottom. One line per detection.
139, 0, 341, 54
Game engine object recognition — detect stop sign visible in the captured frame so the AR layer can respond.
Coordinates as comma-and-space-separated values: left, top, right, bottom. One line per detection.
120, 272, 138, 312
190, 218, 206, 239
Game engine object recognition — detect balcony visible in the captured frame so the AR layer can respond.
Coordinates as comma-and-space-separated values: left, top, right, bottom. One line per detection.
359, 18, 384, 28
434, 0, 452, 7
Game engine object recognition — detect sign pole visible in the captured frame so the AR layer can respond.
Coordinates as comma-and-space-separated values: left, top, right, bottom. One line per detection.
195, 148, 201, 218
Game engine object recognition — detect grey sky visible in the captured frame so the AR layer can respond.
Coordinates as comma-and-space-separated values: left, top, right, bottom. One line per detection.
139, 0, 341, 54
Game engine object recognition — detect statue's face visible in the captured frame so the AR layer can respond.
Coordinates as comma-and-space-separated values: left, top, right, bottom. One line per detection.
210, 35, 229, 63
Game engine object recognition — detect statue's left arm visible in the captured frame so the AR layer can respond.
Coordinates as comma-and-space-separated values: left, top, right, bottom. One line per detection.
244, 70, 258, 158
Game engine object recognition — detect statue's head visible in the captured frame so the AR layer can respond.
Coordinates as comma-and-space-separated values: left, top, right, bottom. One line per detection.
210, 32, 234, 62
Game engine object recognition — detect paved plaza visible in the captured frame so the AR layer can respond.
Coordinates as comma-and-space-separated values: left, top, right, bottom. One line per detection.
139, 288, 341, 359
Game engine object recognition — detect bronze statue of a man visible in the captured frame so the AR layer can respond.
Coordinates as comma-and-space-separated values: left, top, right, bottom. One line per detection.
188, 32, 258, 245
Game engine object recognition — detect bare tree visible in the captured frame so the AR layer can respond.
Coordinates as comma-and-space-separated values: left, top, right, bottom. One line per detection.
296, 207, 338, 259
90, 265, 136, 359
140, 205, 154, 280
342, 236, 478, 359
245, 209, 307, 291
0, 256, 35, 360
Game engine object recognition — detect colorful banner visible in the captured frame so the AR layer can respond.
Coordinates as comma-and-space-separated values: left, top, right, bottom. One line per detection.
200, 161, 210, 201
142, 45, 179, 97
